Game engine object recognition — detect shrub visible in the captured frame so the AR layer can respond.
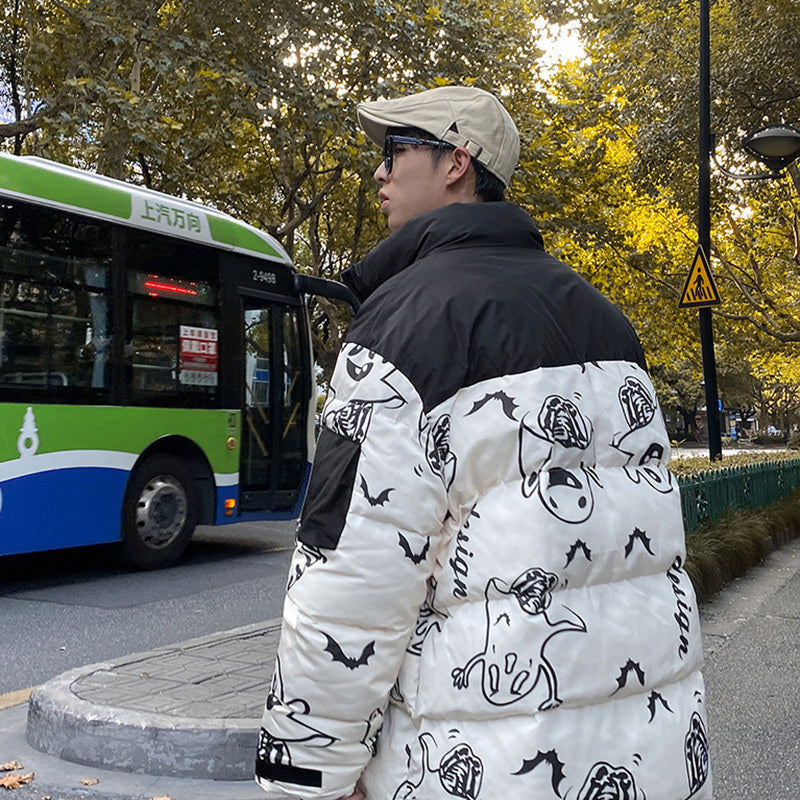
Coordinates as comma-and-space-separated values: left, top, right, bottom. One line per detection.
750, 433, 786, 445
669, 450, 799, 477
685, 489, 800, 602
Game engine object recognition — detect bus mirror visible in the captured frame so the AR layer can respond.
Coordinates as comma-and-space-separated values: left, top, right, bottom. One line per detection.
293, 274, 361, 314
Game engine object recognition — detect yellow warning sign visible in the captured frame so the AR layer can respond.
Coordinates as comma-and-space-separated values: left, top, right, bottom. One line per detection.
679, 246, 721, 308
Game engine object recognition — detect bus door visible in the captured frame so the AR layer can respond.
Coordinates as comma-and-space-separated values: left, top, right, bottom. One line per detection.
239, 295, 309, 513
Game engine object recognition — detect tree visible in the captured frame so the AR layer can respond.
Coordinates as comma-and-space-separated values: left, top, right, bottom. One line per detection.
531, 0, 800, 409
749, 350, 800, 433
1, 0, 546, 381
515, 57, 703, 368
9, 0, 796, 391
651, 362, 705, 441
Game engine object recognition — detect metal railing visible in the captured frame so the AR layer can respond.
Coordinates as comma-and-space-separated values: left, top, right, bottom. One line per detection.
679, 458, 800, 532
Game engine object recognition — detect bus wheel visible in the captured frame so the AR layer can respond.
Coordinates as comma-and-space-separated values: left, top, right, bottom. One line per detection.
121, 455, 198, 569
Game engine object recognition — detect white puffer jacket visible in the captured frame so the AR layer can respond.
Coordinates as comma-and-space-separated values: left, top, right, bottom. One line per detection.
256, 203, 711, 800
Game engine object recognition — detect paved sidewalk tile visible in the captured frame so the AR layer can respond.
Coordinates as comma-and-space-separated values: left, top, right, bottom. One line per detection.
71, 621, 281, 720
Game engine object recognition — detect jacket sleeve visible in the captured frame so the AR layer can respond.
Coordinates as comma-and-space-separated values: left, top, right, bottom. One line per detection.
256, 341, 450, 800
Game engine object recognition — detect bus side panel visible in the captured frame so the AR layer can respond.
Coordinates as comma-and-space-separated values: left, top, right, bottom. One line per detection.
0, 404, 237, 557
0, 467, 127, 555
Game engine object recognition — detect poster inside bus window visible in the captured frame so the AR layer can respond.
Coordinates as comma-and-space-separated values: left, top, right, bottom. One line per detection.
179, 326, 218, 386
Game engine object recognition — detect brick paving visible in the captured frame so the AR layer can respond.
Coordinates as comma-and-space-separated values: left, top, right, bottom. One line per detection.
70, 621, 281, 720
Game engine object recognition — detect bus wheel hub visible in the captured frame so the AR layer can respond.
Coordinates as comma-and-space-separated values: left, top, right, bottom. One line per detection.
136, 476, 187, 549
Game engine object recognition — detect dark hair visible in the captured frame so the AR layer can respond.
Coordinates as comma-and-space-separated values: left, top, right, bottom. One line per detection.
388, 126, 506, 202
471, 160, 506, 202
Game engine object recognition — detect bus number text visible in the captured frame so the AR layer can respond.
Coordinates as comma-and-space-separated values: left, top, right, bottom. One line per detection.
252, 270, 277, 285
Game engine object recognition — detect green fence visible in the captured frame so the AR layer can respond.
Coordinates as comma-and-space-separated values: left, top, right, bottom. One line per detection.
679, 458, 800, 533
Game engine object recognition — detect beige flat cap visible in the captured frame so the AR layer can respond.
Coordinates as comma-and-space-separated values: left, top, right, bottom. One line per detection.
357, 85, 520, 186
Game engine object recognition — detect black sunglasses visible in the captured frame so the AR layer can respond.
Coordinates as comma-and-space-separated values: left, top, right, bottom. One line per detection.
382, 135, 455, 174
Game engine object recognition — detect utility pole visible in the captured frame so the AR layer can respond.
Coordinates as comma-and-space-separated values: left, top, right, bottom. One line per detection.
698, 0, 722, 460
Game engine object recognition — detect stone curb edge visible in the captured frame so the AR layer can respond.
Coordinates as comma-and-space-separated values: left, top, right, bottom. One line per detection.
24, 620, 282, 781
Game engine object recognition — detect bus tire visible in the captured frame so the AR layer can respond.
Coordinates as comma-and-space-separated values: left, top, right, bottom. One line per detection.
120, 455, 199, 569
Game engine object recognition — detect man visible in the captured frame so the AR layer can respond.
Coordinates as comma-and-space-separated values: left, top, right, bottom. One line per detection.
256, 86, 711, 800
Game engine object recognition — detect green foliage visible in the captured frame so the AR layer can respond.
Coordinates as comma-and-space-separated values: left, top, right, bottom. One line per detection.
685, 489, 800, 601
1, 0, 546, 382
2, 0, 800, 392
529, 0, 800, 388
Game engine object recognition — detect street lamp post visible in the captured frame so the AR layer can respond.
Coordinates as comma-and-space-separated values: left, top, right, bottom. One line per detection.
696, 3, 800, 462
698, 0, 721, 460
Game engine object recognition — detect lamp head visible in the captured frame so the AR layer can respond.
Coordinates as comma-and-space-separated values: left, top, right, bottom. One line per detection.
741, 124, 800, 173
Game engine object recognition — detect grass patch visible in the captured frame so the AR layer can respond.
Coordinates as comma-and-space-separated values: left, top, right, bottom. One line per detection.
685, 488, 800, 602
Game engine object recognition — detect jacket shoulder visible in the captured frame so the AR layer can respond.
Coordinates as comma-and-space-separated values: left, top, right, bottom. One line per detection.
347, 245, 645, 412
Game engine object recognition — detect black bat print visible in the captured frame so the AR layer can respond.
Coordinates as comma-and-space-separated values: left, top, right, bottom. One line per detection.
624, 527, 655, 557
565, 538, 592, 566
360, 476, 395, 507
398, 532, 430, 564
465, 390, 519, 421
647, 690, 673, 722
322, 633, 376, 670
612, 659, 646, 694
513, 749, 566, 797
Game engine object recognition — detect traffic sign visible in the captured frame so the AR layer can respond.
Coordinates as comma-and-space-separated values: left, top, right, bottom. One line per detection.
679, 246, 721, 308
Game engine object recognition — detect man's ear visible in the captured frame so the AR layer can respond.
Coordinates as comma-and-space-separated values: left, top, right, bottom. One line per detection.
445, 146, 473, 186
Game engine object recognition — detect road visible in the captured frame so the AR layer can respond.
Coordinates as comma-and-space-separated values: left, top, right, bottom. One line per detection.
2, 521, 800, 799
0, 521, 296, 696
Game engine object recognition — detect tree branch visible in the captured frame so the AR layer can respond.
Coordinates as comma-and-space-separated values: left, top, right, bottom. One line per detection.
0, 109, 52, 138
275, 166, 343, 238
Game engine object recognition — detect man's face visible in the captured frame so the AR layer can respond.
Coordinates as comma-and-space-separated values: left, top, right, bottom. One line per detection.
373, 139, 454, 231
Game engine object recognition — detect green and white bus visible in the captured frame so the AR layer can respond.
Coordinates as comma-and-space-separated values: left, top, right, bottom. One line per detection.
0, 152, 354, 568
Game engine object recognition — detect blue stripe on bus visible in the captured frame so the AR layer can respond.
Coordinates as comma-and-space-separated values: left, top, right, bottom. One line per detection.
0, 468, 127, 555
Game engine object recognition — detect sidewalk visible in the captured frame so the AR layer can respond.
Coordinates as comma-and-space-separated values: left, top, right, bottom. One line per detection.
2, 539, 800, 800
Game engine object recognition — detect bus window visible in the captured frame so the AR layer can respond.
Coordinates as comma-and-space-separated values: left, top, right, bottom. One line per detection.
242, 304, 273, 491
125, 234, 220, 405
0, 203, 112, 397
239, 300, 308, 511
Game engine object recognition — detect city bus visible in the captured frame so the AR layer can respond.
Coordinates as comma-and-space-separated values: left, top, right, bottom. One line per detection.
0, 152, 355, 568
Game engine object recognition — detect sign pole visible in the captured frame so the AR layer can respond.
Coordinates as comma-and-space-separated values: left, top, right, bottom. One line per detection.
699, 0, 722, 460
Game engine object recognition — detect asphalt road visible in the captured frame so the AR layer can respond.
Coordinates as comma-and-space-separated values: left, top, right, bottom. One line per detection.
2, 528, 800, 799
0, 520, 296, 696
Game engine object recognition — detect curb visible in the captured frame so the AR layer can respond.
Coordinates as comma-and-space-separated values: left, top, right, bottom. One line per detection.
25, 622, 278, 781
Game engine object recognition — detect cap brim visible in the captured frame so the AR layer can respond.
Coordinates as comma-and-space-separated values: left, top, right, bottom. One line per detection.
357, 104, 394, 147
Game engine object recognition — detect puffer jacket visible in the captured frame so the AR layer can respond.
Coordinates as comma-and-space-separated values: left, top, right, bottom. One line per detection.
256, 202, 711, 800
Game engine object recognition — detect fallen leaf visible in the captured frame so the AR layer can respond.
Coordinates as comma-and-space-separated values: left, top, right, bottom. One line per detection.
0, 771, 34, 788
150, 796, 171, 800
0, 762, 22, 772
80, 778, 100, 786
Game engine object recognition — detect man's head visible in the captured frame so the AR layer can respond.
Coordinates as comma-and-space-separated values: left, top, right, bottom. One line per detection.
357, 86, 519, 231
